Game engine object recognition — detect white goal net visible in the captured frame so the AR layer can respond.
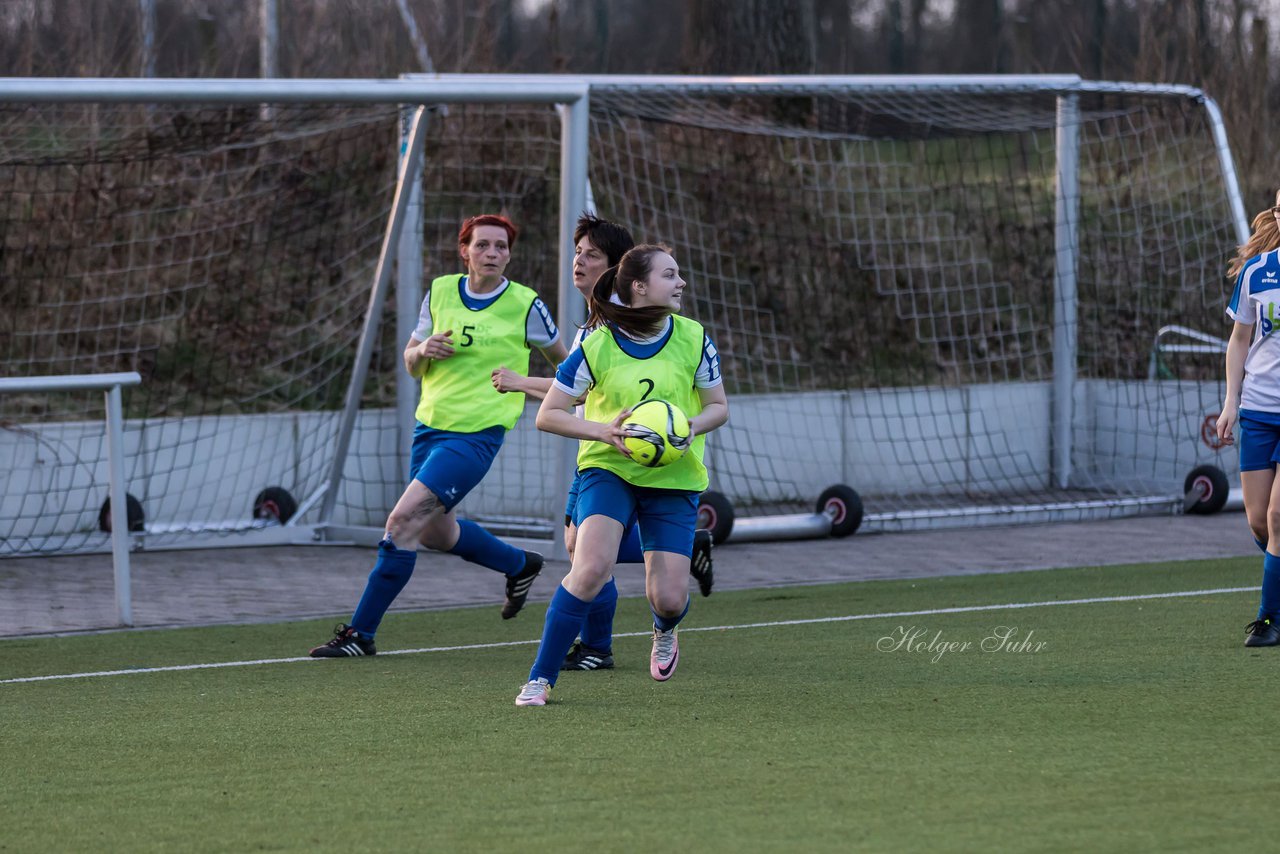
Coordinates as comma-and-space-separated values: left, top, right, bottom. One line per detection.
0, 76, 1249, 560
0, 100, 403, 553
573, 80, 1245, 528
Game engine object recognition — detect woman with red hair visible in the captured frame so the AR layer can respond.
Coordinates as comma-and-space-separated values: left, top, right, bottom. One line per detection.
310, 214, 567, 657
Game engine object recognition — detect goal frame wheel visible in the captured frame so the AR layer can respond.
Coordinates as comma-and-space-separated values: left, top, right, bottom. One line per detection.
816, 484, 863, 537
253, 486, 299, 525
1182, 465, 1229, 515
98, 493, 145, 533
697, 490, 735, 544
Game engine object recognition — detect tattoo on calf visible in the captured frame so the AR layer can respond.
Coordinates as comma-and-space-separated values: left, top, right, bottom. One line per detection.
415, 491, 442, 518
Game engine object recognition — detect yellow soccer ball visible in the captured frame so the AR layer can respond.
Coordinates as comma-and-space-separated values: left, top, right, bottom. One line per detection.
622, 399, 691, 468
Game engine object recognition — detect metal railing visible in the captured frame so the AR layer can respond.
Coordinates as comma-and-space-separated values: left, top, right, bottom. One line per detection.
0, 372, 142, 625
1146, 325, 1228, 380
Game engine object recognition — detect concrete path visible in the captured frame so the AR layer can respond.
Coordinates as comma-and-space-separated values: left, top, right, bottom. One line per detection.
0, 511, 1257, 637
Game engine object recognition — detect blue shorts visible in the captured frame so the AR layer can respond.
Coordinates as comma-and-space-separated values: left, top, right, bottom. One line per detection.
574, 467, 699, 557
408, 423, 505, 511
564, 473, 581, 527
1240, 409, 1280, 472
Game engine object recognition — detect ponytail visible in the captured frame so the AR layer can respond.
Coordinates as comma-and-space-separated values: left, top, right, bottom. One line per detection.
583, 245, 676, 339
1228, 200, 1280, 281
584, 265, 620, 330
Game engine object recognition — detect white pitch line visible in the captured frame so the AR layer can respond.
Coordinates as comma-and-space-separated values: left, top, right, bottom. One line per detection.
1, 585, 1256, 685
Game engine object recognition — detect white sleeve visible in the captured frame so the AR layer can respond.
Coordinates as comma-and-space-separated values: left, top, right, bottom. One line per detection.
411, 292, 432, 340
553, 347, 594, 398
1228, 261, 1258, 324
526, 297, 561, 349
695, 334, 722, 388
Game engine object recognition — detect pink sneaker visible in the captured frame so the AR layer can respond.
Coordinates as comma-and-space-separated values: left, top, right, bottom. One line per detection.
650, 627, 679, 681
515, 677, 551, 707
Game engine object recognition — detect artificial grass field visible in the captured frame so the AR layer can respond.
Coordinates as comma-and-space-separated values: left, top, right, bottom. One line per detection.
3, 555, 1275, 852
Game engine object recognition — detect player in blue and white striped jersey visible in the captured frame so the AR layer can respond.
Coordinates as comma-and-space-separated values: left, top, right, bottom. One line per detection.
1219, 189, 1280, 646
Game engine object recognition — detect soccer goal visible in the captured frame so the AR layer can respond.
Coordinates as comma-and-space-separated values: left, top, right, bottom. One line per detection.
0, 78, 590, 562
0, 75, 1250, 569
409, 74, 1250, 534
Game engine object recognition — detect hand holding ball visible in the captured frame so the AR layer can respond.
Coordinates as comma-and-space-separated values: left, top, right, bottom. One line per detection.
622, 399, 691, 467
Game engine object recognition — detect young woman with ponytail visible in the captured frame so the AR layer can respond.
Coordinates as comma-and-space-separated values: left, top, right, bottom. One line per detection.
515, 245, 729, 706
1219, 191, 1280, 646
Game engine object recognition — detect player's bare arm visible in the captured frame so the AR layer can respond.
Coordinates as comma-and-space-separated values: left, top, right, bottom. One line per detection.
541, 338, 569, 367
535, 386, 630, 454
403, 336, 424, 377
687, 384, 729, 439
491, 336, 566, 397
1217, 320, 1254, 444
492, 367, 554, 398
404, 329, 456, 379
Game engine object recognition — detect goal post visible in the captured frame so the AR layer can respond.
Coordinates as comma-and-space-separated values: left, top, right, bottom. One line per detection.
0, 372, 140, 622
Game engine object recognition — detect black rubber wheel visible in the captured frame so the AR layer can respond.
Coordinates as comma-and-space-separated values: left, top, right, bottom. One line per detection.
1183, 465, 1229, 515
816, 484, 863, 537
98, 493, 145, 533
253, 486, 298, 525
697, 490, 735, 545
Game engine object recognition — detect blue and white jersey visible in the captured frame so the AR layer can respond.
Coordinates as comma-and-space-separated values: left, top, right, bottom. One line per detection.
412, 277, 560, 350
569, 324, 592, 353
1229, 248, 1280, 412
553, 316, 722, 399
567, 325, 599, 417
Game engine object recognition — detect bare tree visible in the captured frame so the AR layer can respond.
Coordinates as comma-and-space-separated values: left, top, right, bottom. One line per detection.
683, 0, 817, 74
886, 0, 905, 73
906, 0, 929, 71
951, 0, 1007, 73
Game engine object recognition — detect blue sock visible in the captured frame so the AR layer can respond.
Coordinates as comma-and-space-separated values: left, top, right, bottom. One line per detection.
1257, 536, 1269, 554
652, 595, 690, 633
616, 524, 644, 564
350, 539, 417, 637
580, 577, 618, 652
450, 518, 525, 575
530, 586, 593, 685
1261, 553, 1280, 621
